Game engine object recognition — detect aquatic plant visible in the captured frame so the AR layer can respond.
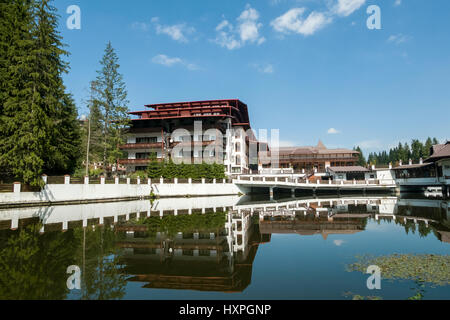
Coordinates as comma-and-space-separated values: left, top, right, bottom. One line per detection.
347, 254, 450, 286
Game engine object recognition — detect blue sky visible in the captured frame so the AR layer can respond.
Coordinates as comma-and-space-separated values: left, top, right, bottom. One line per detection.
55, 0, 450, 154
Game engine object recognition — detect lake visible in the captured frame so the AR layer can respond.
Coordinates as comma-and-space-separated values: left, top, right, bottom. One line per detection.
0, 193, 449, 300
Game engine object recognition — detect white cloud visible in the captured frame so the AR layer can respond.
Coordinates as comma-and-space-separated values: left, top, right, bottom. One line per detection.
152, 54, 198, 70
151, 17, 195, 43
333, 239, 345, 246
394, 0, 402, 6
253, 63, 275, 74
387, 33, 411, 45
132, 18, 195, 43
271, 8, 332, 36
327, 128, 340, 134
214, 4, 265, 50
332, 0, 366, 17
131, 22, 150, 32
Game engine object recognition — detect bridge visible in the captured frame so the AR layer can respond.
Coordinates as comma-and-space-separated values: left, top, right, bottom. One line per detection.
233, 175, 396, 199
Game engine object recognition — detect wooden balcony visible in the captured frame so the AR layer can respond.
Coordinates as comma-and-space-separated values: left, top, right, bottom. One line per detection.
118, 159, 152, 165
119, 143, 163, 150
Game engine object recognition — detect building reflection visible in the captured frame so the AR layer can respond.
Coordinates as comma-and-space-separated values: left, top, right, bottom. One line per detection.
115, 211, 269, 292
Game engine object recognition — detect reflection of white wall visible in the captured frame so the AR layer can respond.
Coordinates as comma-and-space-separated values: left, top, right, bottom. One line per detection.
1, 183, 241, 205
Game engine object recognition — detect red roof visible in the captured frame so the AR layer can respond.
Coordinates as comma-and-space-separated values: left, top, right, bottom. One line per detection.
129, 99, 251, 129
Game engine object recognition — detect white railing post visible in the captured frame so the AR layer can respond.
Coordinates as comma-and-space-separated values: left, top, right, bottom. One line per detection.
42, 174, 48, 184
353, 179, 356, 185
202, 178, 205, 184
148, 178, 151, 185
213, 178, 216, 184
189, 178, 192, 184
100, 176, 105, 185
64, 175, 70, 185
223, 178, 226, 184
174, 178, 178, 184
13, 182, 21, 193
137, 177, 141, 185
115, 176, 119, 185
84, 176, 89, 185
160, 178, 164, 185
127, 177, 131, 185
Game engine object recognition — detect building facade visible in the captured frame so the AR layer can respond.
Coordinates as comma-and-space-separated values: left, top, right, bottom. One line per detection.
278, 141, 359, 172
119, 99, 254, 175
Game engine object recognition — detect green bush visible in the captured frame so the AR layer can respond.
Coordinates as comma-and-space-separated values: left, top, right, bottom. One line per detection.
147, 159, 226, 179
129, 170, 148, 179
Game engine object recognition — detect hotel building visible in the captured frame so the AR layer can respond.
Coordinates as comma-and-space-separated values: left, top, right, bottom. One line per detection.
278, 141, 359, 172
119, 99, 256, 175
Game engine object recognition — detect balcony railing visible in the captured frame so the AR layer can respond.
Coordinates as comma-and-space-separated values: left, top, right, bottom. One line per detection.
118, 159, 152, 165
119, 143, 163, 150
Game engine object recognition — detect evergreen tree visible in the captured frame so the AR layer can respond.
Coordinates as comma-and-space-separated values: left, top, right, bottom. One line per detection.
0, 0, 80, 185
424, 137, 433, 158
354, 146, 366, 166
91, 42, 129, 173
147, 155, 162, 179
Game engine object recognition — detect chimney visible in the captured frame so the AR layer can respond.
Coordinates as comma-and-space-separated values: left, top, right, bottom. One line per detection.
409, 158, 412, 165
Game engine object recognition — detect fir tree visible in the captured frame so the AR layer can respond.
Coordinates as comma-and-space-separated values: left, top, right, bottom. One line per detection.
354, 146, 366, 166
147, 155, 162, 179
0, 0, 81, 185
91, 42, 129, 173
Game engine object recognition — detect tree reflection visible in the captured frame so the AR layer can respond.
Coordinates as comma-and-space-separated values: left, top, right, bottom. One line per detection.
0, 223, 126, 300
0, 224, 77, 300
73, 226, 126, 300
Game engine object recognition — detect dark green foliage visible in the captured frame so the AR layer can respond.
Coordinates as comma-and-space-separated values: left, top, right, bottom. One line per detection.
366, 137, 440, 166
0, 0, 81, 185
146, 155, 162, 179
134, 211, 227, 237
353, 146, 366, 166
146, 159, 226, 179
90, 42, 129, 170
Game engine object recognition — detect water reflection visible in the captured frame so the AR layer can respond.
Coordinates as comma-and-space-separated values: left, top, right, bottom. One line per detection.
0, 193, 448, 299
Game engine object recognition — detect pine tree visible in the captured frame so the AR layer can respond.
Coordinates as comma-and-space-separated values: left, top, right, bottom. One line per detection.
0, 0, 81, 185
147, 155, 162, 179
354, 146, 366, 166
0, 0, 47, 185
91, 42, 129, 173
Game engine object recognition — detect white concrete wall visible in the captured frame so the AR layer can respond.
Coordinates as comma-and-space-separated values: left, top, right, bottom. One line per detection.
375, 169, 395, 185
0, 182, 241, 206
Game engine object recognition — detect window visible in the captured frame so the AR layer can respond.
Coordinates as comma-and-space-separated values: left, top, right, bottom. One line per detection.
136, 137, 157, 144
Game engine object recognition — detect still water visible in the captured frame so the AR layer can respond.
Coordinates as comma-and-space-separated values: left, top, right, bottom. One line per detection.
0, 193, 449, 300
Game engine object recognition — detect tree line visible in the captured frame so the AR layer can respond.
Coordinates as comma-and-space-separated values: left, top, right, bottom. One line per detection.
0, 0, 129, 186
354, 137, 440, 166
